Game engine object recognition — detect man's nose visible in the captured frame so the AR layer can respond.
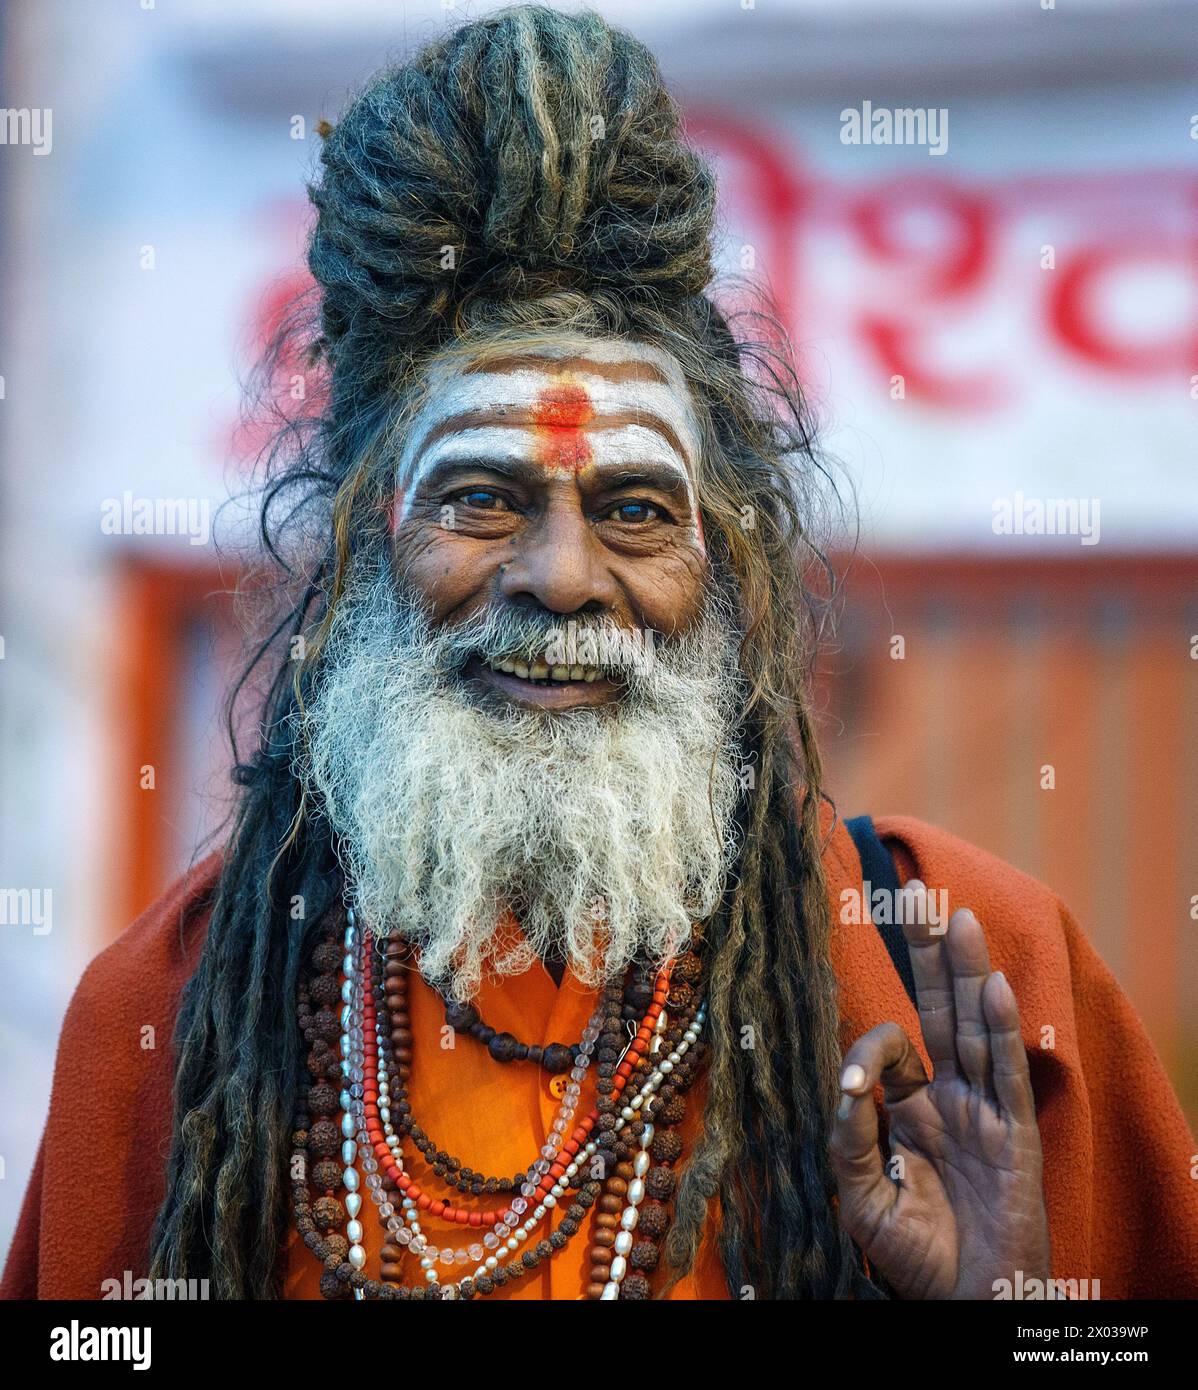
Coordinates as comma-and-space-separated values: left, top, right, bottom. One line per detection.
496, 501, 619, 615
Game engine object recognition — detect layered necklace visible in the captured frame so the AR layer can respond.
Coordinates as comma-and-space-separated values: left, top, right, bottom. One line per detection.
291, 906, 707, 1300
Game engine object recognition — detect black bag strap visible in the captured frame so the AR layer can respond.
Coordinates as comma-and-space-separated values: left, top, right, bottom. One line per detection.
843, 815, 918, 1008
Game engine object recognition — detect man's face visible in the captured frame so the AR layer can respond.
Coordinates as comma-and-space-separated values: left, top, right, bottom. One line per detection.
390, 337, 707, 711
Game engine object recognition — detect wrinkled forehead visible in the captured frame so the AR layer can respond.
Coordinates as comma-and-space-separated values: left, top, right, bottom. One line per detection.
394, 337, 703, 494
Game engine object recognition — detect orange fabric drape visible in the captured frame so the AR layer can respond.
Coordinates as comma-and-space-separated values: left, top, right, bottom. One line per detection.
4, 810, 1197, 1299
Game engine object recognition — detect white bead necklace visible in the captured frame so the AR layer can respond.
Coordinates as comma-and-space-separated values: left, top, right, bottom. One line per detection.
337, 909, 705, 1299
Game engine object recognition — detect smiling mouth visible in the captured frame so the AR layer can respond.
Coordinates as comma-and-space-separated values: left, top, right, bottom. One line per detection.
461, 654, 619, 709
485, 656, 603, 684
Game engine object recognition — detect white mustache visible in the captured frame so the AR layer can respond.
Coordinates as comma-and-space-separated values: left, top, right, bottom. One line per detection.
425, 606, 650, 684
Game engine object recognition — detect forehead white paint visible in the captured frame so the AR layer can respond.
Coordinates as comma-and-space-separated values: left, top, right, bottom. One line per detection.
393, 338, 703, 524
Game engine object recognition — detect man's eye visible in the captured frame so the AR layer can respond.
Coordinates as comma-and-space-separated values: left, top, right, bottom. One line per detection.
456, 489, 508, 511
607, 501, 659, 524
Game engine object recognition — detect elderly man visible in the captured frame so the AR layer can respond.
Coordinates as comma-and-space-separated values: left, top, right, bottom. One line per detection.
4, 5, 1195, 1302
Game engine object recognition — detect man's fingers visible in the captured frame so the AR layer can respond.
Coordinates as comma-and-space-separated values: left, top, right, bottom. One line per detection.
899, 880, 960, 1081
982, 969, 1036, 1121
838, 1020, 930, 1115
945, 909, 997, 1098
829, 1023, 928, 1228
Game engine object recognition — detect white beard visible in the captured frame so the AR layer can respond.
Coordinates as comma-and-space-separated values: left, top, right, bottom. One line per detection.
297, 567, 744, 1001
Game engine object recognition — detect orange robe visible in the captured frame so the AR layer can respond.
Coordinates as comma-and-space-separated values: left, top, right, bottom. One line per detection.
3, 812, 1196, 1299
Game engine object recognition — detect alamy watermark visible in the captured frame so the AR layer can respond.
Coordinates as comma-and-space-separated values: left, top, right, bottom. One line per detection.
101, 1270, 210, 1300
544, 620, 656, 677
995, 1269, 1101, 1300
840, 101, 948, 157
100, 491, 211, 546
839, 882, 947, 933
50, 1322, 150, 1370
991, 491, 1100, 546
0, 887, 52, 935
0, 107, 52, 156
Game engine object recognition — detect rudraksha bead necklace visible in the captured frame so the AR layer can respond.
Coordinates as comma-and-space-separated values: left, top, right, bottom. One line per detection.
586, 1003, 706, 1298
441, 997, 579, 1074
291, 907, 705, 1298
437, 953, 666, 1074
375, 957, 537, 1195
294, 920, 655, 1297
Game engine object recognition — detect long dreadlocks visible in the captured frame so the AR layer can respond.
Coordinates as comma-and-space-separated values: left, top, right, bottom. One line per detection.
149, 4, 871, 1299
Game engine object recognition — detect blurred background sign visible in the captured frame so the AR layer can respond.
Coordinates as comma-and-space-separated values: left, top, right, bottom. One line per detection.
1, 0, 1196, 1256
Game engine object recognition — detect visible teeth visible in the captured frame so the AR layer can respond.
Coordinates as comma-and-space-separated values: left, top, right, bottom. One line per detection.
486, 658, 604, 685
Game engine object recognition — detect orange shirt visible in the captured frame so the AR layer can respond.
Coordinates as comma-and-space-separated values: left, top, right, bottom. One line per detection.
282, 950, 729, 1299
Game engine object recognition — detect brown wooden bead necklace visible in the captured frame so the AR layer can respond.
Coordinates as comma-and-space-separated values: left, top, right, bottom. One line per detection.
581, 961, 706, 1299
375, 959, 532, 1195
293, 933, 616, 1299
437, 959, 664, 1074
377, 949, 634, 1198
441, 998, 579, 1074
291, 914, 705, 1298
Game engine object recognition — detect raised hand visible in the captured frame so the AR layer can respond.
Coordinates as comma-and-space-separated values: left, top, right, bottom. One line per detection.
829, 880, 1051, 1300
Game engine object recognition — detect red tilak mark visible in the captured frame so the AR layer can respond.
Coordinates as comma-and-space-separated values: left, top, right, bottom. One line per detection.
532, 383, 594, 472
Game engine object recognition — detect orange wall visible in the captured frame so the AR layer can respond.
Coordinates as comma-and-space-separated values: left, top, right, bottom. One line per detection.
820, 555, 1198, 1124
